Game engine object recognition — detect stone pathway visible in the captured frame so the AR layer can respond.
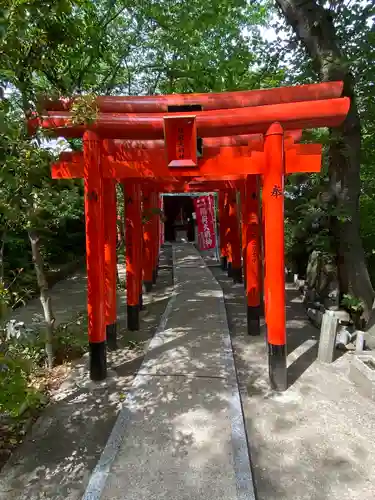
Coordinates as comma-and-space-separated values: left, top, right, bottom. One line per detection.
83, 243, 256, 500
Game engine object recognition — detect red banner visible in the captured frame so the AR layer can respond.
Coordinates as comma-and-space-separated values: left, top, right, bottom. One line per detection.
194, 195, 217, 250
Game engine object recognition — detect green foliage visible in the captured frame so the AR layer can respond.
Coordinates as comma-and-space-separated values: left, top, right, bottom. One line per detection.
0, 312, 87, 416
341, 294, 365, 314
0, 269, 33, 318
142, 207, 165, 224
0, 354, 43, 417
71, 94, 98, 125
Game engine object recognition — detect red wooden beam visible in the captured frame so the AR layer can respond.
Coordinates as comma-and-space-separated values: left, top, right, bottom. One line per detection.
51, 143, 322, 180
42, 81, 344, 113
101, 130, 302, 152
31, 97, 350, 139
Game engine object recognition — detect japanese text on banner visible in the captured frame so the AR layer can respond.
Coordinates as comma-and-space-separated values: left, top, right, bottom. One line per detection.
193, 195, 217, 251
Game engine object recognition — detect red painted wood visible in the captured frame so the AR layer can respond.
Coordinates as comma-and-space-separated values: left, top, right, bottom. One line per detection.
123, 181, 142, 306
244, 176, 261, 307
227, 190, 242, 273
262, 123, 285, 345
164, 115, 198, 167
51, 142, 322, 180
150, 191, 159, 278
84, 131, 105, 343
142, 187, 154, 286
103, 178, 117, 326
32, 97, 350, 139
100, 130, 301, 152
218, 191, 228, 262
42, 81, 344, 112
239, 182, 247, 283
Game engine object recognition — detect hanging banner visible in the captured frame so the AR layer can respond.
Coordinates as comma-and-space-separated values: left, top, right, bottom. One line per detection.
194, 195, 217, 250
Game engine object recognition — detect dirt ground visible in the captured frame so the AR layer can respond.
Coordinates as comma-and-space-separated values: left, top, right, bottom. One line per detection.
210, 264, 375, 500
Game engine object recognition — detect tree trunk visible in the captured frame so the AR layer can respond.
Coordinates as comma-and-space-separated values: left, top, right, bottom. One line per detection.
275, 0, 375, 320
28, 229, 55, 368
0, 230, 5, 287
0, 230, 6, 320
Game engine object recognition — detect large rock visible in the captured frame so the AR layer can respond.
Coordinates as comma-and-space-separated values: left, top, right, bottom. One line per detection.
305, 250, 339, 309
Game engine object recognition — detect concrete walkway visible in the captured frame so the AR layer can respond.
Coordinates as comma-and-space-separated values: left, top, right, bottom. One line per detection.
83, 243, 256, 500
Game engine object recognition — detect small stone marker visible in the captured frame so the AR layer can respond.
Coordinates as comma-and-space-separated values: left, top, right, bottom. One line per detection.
349, 353, 375, 402
318, 310, 340, 363
355, 330, 365, 352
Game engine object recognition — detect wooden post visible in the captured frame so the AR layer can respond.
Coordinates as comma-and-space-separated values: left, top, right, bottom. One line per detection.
138, 202, 144, 311
142, 187, 153, 292
245, 175, 261, 335
159, 194, 165, 246
218, 190, 228, 270
227, 189, 242, 283
124, 181, 142, 331
151, 191, 159, 284
240, 182, 247, 288
263, 123, 287, 391
83, 131, 106, 381
157, 192, 162, 273
103, 178, 118, 350
259, 178, 265, 316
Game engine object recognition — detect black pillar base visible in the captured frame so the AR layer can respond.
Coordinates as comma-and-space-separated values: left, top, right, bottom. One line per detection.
227, 262, 233, 278
89, 341, 107, 381
144, 281, 153, 293
106, 322, 117, 351
152, 269, 157, 285
220, 256, 228, 270
127, 304, 140, 331
247, 306, 261, 336
268, 343, 287, 391
259, 300, 265, 317
139, 292, 144, 311
232, 267, 243, 284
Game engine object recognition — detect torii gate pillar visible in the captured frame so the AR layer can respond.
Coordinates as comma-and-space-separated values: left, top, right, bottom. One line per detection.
218, 191, 228, 270
84, 131, 107, 381
263, 123, 287, 391
142, 188, 154, 292
103, 178, 118, 350
244, 175, 261, 336
124, 181, 142, 331
227, 190, 242, 283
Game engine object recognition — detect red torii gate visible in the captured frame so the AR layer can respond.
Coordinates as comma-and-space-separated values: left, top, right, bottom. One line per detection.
32, 81, 349, 391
